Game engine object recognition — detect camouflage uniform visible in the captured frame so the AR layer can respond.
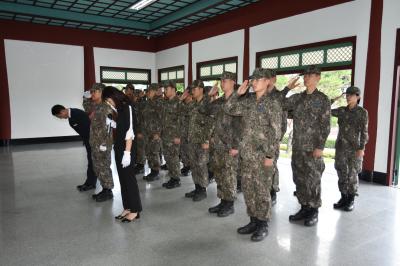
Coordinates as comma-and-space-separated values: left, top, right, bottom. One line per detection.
142, 94, 162, 171
187, 97, 214, 188
161, 96, 182, 180
332, 105, 368, 195
135, 98, 147, 165
89, 102, 114, 189
268, 86, 290, 192
180, 101, 194, 168
225, 92, 282, 221
286, 89, 331, 208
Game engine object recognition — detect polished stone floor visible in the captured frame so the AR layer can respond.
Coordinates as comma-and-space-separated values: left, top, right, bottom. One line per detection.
0, 142, 399, 266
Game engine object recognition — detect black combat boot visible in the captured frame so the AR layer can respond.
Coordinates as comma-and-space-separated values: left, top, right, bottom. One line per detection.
271, 190, 277, 206
343, 194, 355, 212
333, 193, 348, 209
145, 169, 160, 182
193, 186, 207, 202
237, 217, 258, 234
95, 189, 113, 202
181, 166, 191, 176
304, 208, 319, 226
160, 164, 168, 171
236, 179, 242, 193
289, 205, 309, 221
208, 171, 215, 184
208, 200, 224, 214
251, 219, 268, 242
185, 184, 199, 198
166, 178, 181, 189
217, 200, 234, 217
134, 163, 144, 174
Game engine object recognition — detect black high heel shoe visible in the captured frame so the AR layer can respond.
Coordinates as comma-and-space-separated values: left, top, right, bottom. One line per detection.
115, 210, 131, 220
121, 212, 140, 223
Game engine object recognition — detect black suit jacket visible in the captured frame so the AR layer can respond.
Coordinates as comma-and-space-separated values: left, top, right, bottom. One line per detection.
68, 108, 90, 141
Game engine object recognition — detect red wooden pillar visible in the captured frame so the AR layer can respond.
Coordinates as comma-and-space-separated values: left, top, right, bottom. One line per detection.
0, 38, 11, 142
84, 46, 95, 90
243, 27, 250, 82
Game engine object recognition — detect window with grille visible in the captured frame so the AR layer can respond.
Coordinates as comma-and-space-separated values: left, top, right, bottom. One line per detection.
100, 66, 151, 85
196, 57, 238, 81
256, 38, 355, 74
158, 65, 185, 84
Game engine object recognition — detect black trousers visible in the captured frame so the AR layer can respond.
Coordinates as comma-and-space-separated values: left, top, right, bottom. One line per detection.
115, 149, 142, 212
84, 140, 97, 186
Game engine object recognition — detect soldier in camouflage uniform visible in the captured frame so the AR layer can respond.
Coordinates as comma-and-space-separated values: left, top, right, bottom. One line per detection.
267, 70, 300, 205
225, 68, 282, 242
141, 83, 163, 181
87, 83, 114, 202
331, 86, 368, 211
184, 80, 214, 202
285, 66, 331, 226
179, 88, 193, 176
134, 89, 147, 173
201, 72, 240, 217
160, 81, 183, 189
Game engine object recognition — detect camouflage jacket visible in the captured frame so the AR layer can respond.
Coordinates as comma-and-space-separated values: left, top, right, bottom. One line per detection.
285, 89, 331, 151
332, 105, 369, 150
89, 102, 113, 150
200, 95, 241, 151
161, 96, 182, 141
187, 96, 214, 144
224, 92, 282, 160
135, 99, 147, 134
141, 97, 162, 136
269, 86, 290, 140
180, 101, 195, 143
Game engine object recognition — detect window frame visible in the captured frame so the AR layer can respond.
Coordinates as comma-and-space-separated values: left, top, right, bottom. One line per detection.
100, 66, 151, 85
196, 56, 238, 81
158, 65, 185, 84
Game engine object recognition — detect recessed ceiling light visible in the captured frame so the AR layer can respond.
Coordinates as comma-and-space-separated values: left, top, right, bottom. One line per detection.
129, 0, 157, 11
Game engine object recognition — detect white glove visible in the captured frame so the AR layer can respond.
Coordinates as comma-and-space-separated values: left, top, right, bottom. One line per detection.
121, 151, 131, 168
106, 117, 117, 129
99, 145, 107, 152
83, 90, 91, 99
125, 128, 134, 140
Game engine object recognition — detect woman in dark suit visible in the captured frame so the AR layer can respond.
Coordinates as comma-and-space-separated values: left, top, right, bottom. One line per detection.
102, 86, 142, 222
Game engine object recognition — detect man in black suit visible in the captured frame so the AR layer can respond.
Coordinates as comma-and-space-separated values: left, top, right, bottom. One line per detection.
52, 104, 97, 191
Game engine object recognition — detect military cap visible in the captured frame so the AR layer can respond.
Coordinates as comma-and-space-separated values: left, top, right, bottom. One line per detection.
345, 86, 361, 95
190, 79, 204, 90
164, 80, 176, 89
148, 83, 159, 91
302, 65, 321, 76
90, 83, 105, 91
220, 71, 236, 81
248, 68, 273, 80
267, 69, 277, 77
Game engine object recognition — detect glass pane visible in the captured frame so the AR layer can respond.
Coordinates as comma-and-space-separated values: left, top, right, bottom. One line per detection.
280, 54, 300, 68
224, 62, 236, 73
177, 70, 184, 79
169, 71, 176, 80
161, 72, 168, 81
212, 64, 223, 75
327, 46, 352, 63
200, 66, 211, 77
302, 50, 324, 65
127, 72, 148, 81
102, 70, 125, 80
261, 57, 278, 69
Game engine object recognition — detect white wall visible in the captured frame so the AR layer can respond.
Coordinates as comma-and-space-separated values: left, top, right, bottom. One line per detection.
5, 40, 84, 139
376, 0, 400, 172
192, 30, 244, 83
156, 44, 188, 86
94, 47, 156, 84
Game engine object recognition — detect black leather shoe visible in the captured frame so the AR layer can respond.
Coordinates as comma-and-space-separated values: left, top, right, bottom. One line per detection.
121, 213, 140, 223
251, 220, 268, 242
237, 217, 258, 234
333, 193, 348, 209
271, 190, 277, 206
181, 166, 190, 176
145, 170, 160, 182
185, 189, 197, 198
208, 200, 224, 214
304, 208, 318, 226
217, 201, 234, 217
95, 189, 113, 202
193, 187, 207, 202
81, 184, 96, 191
134, 164, 144, 174
343, 195, 355, 212
289, 205, 309, 221
161, 164, 168, 171
166, 179, 181, 189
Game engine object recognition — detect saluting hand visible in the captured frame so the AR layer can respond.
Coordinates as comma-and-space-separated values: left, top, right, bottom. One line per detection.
209, 86, 219, 97
237, 80, 249, 96
313, 149, 323, 158
180, 90, 189, 101
287, 76, 301, 90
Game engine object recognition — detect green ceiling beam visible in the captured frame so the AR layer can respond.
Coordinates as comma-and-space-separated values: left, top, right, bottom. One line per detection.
149, 0, 225, 29
0, 2, 150, 30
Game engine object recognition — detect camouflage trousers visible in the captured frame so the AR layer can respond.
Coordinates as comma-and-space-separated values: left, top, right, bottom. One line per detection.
291, 150, 325, 208
162, 140, 181, 180
91, 148, 113, 189
180, 140, 190, 167
145, 135, 161, 170
211, 148, 238, 201
241, 154, 273, 221
334, 147, 362, 195
135, 136, 146, 165
271, 146, 280, 192
188, 143, 209, 188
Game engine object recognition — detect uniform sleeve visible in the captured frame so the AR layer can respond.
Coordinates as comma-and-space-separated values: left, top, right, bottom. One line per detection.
283, 93, 300, 111
224, 91, 246, 116
231, 116, 241, 150
359, 109, 369, 150
98, 105, 114, 150
82, 98, 92, 113
331, 107, 340, 117
315, 96, 331, 150
263, 100, 282, 159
